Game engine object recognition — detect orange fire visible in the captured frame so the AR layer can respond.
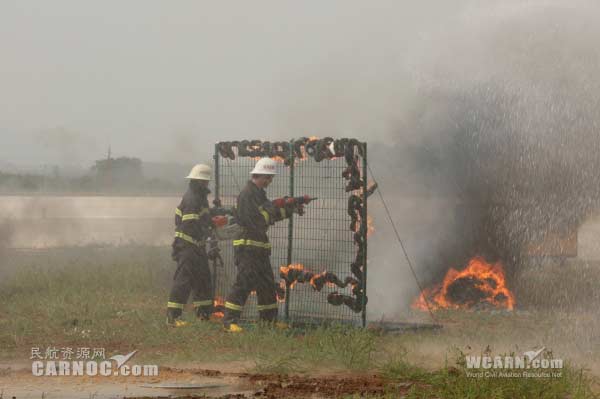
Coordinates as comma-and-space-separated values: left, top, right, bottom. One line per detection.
413, 257, 516, 311
279, 263, 305, 288
277, 280, 287, 302
212, 296, 225, 318
354, 215, 375, 238
213, 296, 225, 307
250, 155, 288, 163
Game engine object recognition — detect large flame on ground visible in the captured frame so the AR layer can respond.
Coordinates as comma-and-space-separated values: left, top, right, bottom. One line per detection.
413, 257, 516, 311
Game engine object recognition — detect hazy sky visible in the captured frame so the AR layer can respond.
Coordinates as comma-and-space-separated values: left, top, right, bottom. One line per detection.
0, 1, 460, 167
2, 1, 596, 169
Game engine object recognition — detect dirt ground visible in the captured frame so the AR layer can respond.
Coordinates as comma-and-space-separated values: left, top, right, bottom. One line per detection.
0, 363, 406, 399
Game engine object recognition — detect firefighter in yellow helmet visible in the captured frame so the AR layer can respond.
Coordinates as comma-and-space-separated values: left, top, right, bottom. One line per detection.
222, 158, 298, 332
166, 164, 215, 327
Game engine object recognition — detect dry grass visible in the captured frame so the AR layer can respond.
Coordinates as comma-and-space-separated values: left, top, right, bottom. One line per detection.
0, 247, 598, 398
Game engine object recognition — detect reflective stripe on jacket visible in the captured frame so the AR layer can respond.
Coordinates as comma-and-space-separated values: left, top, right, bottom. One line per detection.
172, 184, 211, 255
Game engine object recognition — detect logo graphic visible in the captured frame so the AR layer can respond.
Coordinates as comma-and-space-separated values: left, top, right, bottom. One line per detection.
465, 347, 563, 378
109, 350, 137, 369
30, 347, 158, 377
523, 347, 545, 363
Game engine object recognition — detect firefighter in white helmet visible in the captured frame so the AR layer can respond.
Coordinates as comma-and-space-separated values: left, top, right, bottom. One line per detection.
222, 158, 299, 332
166, 163, 216, 327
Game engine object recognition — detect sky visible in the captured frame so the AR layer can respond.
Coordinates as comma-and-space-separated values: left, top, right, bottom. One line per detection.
0, 1, 461, 167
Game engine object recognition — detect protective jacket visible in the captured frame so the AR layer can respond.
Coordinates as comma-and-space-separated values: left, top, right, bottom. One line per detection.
172, 184, 212, 259
233, 180, 291, 254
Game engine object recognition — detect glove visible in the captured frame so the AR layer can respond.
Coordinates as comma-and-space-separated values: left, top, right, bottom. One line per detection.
211, 215, 228, 228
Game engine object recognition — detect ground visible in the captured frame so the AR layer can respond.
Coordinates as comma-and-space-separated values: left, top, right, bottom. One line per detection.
0, 247, 599, 398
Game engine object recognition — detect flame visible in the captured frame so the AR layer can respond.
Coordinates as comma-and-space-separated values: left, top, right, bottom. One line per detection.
280, 264, 305, 274
277, 282, 286, 302
353, 214, 375, 238
280, 263, 305, 288
212, 297, 225, 318
213, 296, 225, 307
367, 216, 374, 237
250, 155, 288, 163
413, 257, 516, 311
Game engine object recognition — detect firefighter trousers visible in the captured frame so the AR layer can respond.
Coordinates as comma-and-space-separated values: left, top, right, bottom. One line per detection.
223, 248, 278, 324
167, 246, 213, 319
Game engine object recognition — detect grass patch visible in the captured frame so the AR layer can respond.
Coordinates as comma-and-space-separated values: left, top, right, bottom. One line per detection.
378, 348, 598, 399
0, 247, 598, 398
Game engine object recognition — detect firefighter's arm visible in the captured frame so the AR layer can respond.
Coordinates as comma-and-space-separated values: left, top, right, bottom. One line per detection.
260, 200, 293, 224
179, 202, 211, 238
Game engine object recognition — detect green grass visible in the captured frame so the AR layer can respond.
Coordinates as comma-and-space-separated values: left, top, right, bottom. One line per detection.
0, 247, 598, 398
377, 349, 598, 399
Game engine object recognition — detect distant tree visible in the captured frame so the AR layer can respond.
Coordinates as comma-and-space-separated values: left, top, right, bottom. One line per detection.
92, 156, 143, 191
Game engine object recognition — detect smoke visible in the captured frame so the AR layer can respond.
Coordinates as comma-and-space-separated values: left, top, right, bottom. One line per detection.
35, 126, 99, 167
315, 1, 600, 318
406, 2, 600, 264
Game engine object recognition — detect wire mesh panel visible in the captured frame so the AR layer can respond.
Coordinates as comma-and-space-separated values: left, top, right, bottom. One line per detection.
288, 155, 362, 324
213, 139, 368, 326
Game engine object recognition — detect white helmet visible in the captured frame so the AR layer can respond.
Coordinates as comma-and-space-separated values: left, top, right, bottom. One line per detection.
251, 157, 277, 175
186, 164, 212, 180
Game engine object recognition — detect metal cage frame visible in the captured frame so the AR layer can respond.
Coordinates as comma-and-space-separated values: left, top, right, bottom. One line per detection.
212, 139, 369, 327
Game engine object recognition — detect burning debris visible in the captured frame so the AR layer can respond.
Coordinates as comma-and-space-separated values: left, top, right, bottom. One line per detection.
212, 296, 225, 318
327, 292, 365, 313
413, 257, 515, 311
217, 137, 365, 165
279, 264, 366, 313
280, 264, 360, 292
